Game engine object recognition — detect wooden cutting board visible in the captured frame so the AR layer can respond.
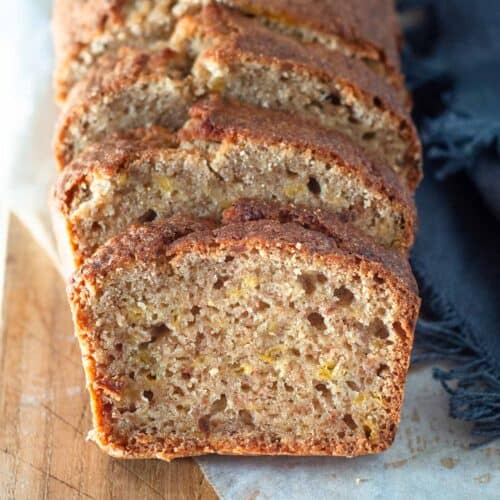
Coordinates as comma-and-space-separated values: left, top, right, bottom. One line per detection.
0, 216, 218, 500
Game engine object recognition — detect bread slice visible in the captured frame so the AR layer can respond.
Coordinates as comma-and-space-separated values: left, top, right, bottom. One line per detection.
68, 206, 419, 460
175, 4, 421, 189
53, 0, 178, 102
53, 96, 415, 267
176, 0, 405, 94
54, 47, 193, 168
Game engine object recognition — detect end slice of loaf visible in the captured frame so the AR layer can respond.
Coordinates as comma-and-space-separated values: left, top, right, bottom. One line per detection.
178, 4, 421, 189
68, 206, 419, 460
53, 0, 178, 102
54, 47, 192, 169
176, 0, 405, 94
53, 96, 416, 268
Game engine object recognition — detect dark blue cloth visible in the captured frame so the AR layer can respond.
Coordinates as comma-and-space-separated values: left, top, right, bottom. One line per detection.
399, 0, 500, 443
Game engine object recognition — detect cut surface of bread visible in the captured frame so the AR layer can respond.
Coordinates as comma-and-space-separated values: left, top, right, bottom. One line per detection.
53, 97, 416, 267
176, 0, 404, 93
178, 4, 421, 189
68, 209, 419, 460
54, 47, 193, 168
53, 0, 178, 101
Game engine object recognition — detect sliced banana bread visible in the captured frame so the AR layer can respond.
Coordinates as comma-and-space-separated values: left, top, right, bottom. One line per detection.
54, 47, 193, 168
176, 0, 405, 94
68, 206, 419, 460
176, 4, 421, 189
53, 0, 178, 102
53, 96, 415, 268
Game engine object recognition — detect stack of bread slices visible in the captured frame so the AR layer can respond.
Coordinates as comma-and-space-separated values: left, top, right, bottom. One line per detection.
52, 0, 421, 460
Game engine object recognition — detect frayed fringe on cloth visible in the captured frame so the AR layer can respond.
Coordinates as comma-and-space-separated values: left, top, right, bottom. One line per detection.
411, 257, 500, 446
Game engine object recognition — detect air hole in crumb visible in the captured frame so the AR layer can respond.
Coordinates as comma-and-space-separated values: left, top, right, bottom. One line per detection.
271, 381, 278, 391
317, 273, 327, 283
346, 380, 360, 391
374, 274, 385, 284
256, 300, 270, 311
198, 415, 210, 433
150, 323, 171, 342
369, 319, 390, 339
239, 409, 254, 426
128, 371, 135, 380
334, 286, 354, 306
298, 273, 316, 295
146, 373, 156, 381
312, 397, 322, 412
241, 383, 251, 392
191, 306, 201, 316
225, 255, 234, 262
173, 386, 184, 396
129, 403, 137, 413
289, 348, 301, 357
114, 343, 123, 352
362, 131, 376, 141
363, 425, 372, 439
143, 390, 153, 402
137, 209, 157, 223
307, 176, 321, 195
315, 384, 331, 398
343, 414, 357, 430
286, 168, 299, 178
349, 115, 361, 125
284, 383, 294, 392
213, 276, 228, 289
393, 321, 406, 338
307, 312, 326, 330
326, 92, 341, 106
377, 364, 390, 377
373, 96, 383, 108
337, 431, 346, 439
210, 394, 227, 414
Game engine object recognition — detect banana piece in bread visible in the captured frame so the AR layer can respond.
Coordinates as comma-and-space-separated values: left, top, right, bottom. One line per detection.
53, 96, 415, 268
68, 203, 420, 460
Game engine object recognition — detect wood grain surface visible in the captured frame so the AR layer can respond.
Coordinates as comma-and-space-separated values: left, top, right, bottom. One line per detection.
0, 216, 219, 500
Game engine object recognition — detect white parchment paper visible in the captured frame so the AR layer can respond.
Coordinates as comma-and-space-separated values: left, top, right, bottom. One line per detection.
1, 2, 498, 499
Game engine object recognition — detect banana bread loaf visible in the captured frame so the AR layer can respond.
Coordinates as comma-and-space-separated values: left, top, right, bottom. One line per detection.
53, 96, 415, 268
68, 204, 420, 460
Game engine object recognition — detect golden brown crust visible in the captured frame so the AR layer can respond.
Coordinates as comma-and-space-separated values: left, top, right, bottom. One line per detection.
199, 4, 422, 188
54, 47, 188, 169
183, 96, 417, 237
222, 0, 403, 78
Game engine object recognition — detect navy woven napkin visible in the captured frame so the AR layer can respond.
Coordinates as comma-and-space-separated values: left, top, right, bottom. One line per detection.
398, 0, 500, 444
